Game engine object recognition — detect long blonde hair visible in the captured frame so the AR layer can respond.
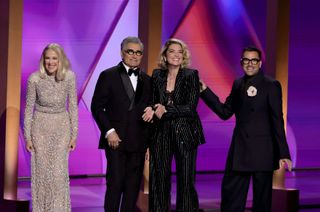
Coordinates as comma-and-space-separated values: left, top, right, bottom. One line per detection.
158, 38, 191, 69
39, 43, 70, 81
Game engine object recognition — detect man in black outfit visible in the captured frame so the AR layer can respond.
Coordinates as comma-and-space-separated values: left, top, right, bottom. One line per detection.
91, 36, 152, 212
200, 46, 292, 212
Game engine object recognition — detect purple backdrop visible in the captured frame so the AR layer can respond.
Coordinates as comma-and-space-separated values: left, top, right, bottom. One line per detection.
287, 0, 320, 167
18, 0, 320, 177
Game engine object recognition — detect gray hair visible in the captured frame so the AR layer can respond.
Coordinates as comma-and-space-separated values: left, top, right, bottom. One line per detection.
120, 36, 144, 52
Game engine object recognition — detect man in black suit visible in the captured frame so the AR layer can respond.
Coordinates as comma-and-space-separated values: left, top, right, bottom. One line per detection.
200, 46, 292, 212
91, 37, 152, 212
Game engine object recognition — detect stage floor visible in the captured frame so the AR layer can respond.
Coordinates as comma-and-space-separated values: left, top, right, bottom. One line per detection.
18, 170, 320, 211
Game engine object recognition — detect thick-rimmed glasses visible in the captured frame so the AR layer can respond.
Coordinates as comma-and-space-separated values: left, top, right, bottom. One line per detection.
241, 58, 260, 65
125, 49, 143, 56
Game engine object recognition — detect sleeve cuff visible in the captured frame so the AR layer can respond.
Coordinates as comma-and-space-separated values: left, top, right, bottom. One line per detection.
105, 128, 115, 138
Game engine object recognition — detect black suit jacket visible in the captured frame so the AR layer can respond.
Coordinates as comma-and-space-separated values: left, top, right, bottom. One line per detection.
201, 71, 290, 171
151, 68, 205, 150
91, 62, 152, 152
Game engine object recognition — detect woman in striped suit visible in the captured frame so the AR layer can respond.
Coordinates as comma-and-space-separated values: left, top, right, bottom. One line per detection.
143, 38, 205, 212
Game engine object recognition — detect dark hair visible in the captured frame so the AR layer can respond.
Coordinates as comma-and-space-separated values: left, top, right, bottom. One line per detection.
241, 46, 262, 60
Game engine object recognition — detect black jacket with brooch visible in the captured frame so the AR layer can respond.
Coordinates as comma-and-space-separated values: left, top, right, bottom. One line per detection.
201, 70, 291, 171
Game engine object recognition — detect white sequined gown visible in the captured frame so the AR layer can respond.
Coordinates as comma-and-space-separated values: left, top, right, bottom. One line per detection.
24, 71, 78, 212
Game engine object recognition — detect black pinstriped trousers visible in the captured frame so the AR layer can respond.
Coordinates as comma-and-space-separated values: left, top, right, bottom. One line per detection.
149, 122, 199, 212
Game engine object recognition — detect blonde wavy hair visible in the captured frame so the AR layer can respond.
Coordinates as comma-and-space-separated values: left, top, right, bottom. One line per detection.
39, 43, 70, 81
158, 38, 191, 69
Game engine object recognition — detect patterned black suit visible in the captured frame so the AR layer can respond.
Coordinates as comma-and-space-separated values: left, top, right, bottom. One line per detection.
149, 68, 205, 212
201, 71, 291, 212
91, 62, 152, 212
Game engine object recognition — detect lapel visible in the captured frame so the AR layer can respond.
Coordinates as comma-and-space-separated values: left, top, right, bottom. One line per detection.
157, 68, 184, 104
239, 71, 264, 115
249, 70, 264, 107
118, 63, 135, 109
173, 69, 184, 101
157, 69, 168, 104
134, 71, 144, 105
232, 77, 252, 122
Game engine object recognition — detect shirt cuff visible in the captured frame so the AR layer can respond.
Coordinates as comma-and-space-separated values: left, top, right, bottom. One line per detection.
105, 128, 115, 139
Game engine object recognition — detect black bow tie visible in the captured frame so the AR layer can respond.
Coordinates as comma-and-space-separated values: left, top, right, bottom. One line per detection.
128, 68, 139, 76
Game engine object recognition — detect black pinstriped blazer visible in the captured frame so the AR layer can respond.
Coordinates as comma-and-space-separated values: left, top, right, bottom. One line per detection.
151, 68, 205, 150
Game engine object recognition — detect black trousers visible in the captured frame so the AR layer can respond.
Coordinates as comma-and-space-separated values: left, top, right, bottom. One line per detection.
149, 136, 199, 212
104, 149, 145, 212
221, 170, 273, 212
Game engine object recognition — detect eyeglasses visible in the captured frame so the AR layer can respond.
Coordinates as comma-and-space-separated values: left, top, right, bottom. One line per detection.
241, 58, 260, 65
125, 49, 143, 56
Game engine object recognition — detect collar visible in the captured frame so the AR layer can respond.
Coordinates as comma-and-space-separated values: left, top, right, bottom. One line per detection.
244, 69, 264, 84
122, 62, 139, 74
